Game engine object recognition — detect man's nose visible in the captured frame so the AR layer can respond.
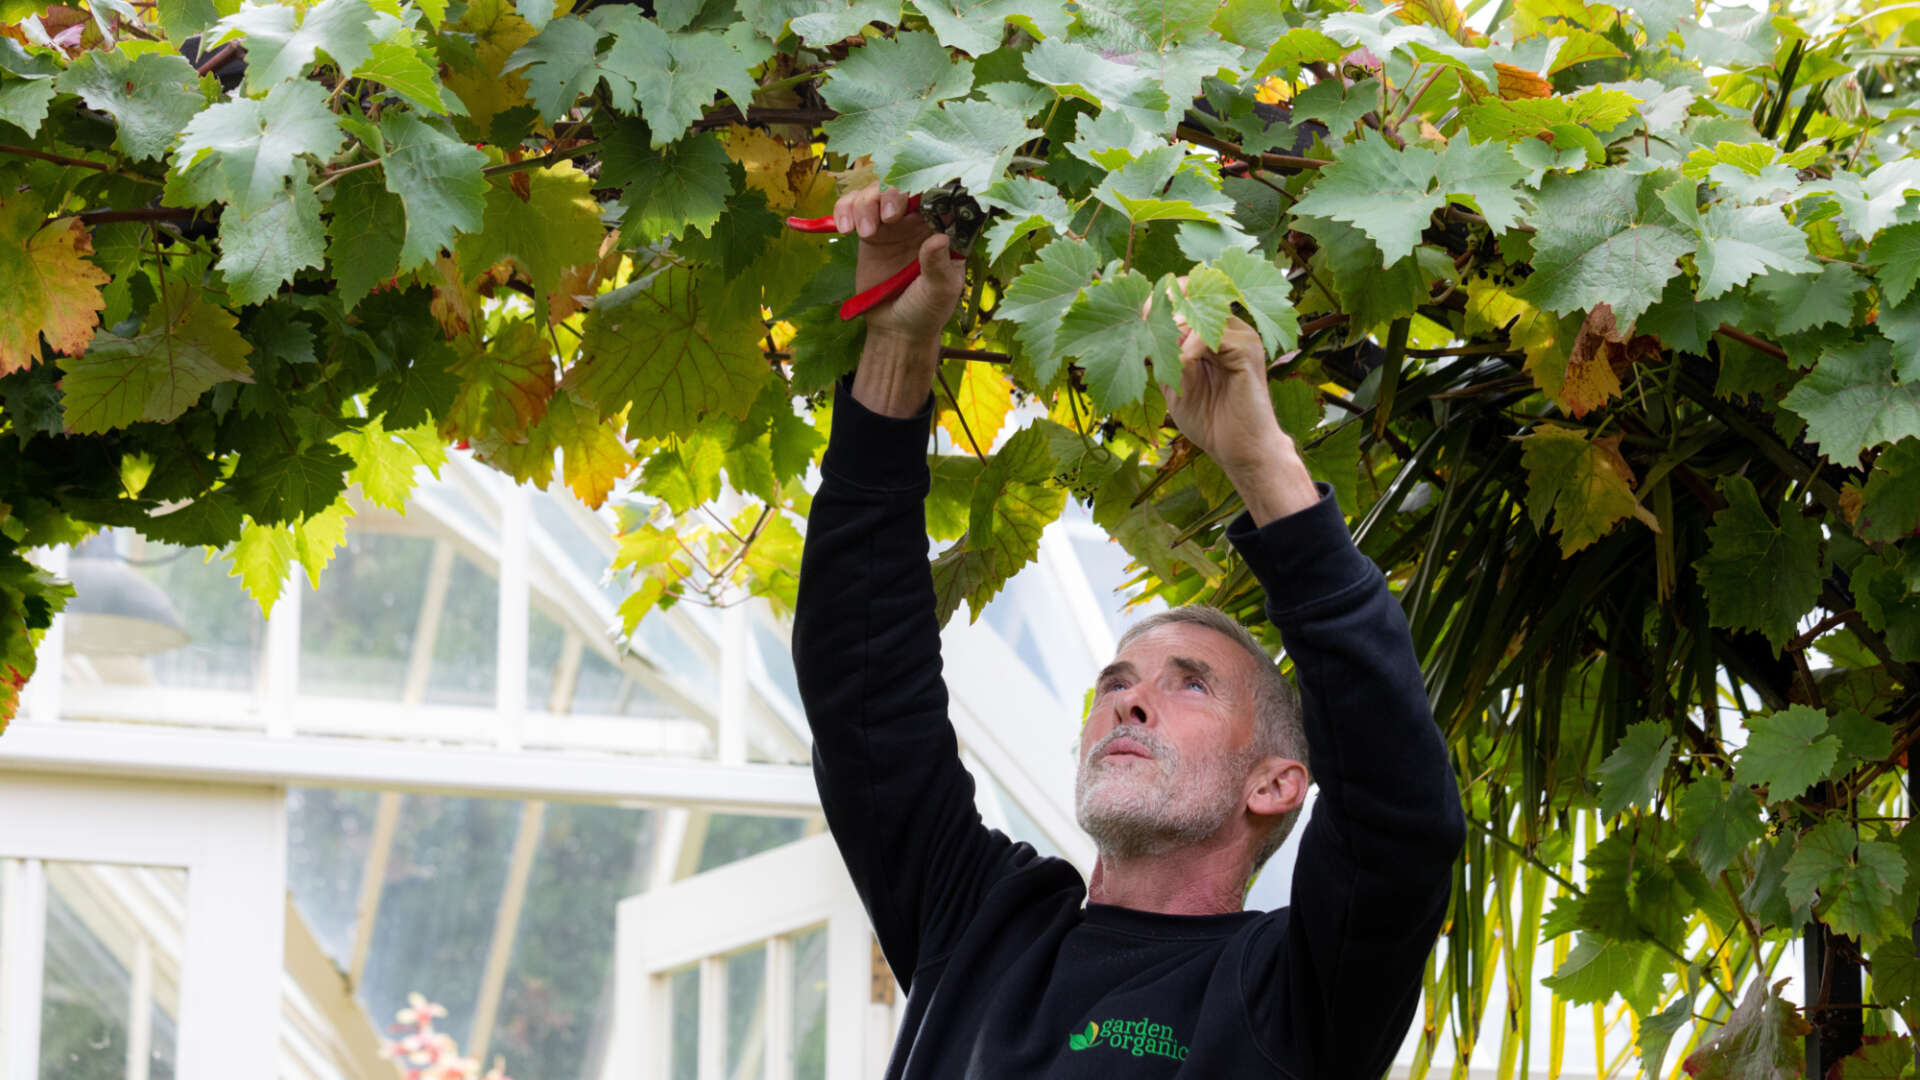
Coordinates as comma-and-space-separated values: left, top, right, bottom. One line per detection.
1113, 686, 1152, 726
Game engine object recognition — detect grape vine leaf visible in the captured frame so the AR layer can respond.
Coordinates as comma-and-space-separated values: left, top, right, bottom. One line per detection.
1735, 705, 1842, 803
1855, 438, 1920, 542
917, 0, 1066, 56
377, 112, 489, 272
325, 169, 406, 311
1785, 817, 1910, 948
886, 99, 1029, 194
333, 414, 445, 512
208, 0, 386, 94
1022, 38, 1171, 136
820, 32, 974, 176
1681, 978, 1810, 1080
1688, 201, 1818, 299
171, 78, 345, 215
976, 175, 1071, 260
936, 359, 1013, 450
1541, 933, 1666, 1016
60, 291, 253, 434
1674, 776, 1768, 879
503, 16, 605, 121
1290, 131, 1447, 264
227, 518, 296, 614
1803, 159, 1920, 243
456, 162, 606, 299
932, 421, 1066, 622
1518, 423, 1658, 555
1698, 474, 1824, 651
996, 237, 1101, 383
216, 180, 328, 305
0, 198, 109, 375
1827, 708, 1895, 767
1165, 264, 1236, 349
1595, 720, 1674, 818
1755, 263, 1865, 337
1636, 999, 1693, 1080
563, 264, 768, 440
356, 35, 456, 114
1869, 222, 1920, 308
1514, 168, 1693, 325
602, 124, 734, 244
1781, 336, 1920, 463
598, 15, 769, 147
1056, 268, 1184, 409
441, 319, 556, 444
1215, 246, 1300, 354
53, 49, 209, 161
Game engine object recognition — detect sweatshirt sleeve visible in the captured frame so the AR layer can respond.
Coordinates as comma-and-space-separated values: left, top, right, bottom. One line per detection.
788, 373, 1037, 989
1228, 482, 1466, 1079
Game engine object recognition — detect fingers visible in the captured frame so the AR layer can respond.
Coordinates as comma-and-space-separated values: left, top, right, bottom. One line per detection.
832, 183, 912, 237
918, 232, 966, 300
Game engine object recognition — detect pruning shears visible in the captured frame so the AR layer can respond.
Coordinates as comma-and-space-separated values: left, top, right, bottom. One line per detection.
785, 180, 992, 321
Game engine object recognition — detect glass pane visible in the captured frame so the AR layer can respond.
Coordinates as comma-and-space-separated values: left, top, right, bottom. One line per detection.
668, 966, 700, 1080
789, 927, 827, 1080
38, 863, 186, 1080
531, 492, 612, 587
425, 554, 499, 707
358, 795, 522, 1048
285, 787, 380, 967
724, 946, 767, 1080
300, 532, 437, 702
491, 804, 657, 1080
751, 620, 800, 710
569, 649, 668, 718
525, 606, 568, 712
68, 533, 264, 692
695, 815, 807, 874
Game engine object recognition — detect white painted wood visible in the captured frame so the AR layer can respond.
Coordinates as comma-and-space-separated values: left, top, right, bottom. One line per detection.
0, 772, 286, 1080
764, 936, 793, 1080
497, 483, 531, 752
2, 858, 47, 1080
0, 722, 818, 814
699, 955, 725, 1080
717, 601, 748, 766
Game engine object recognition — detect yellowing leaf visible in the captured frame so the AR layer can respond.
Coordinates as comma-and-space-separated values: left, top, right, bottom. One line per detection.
937, 359, 1013, 451
1519, 423, 1659, 555
1465, 276, 1565, 392
439, 0, 535, 131
1495, 62, 1552, 99
440, 317, 556, 444
548, 389, 635, 508
1396, 0, 1472, 45
722, 123, 821, 211
0, 199, 109, 374
455, 161, 606, 299
1558, 303, 1627, 417
60, 291, 254, 434
563, 264, 770, 440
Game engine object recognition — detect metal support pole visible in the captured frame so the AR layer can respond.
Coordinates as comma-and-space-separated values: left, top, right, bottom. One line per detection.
1804, 919, 1862, 1077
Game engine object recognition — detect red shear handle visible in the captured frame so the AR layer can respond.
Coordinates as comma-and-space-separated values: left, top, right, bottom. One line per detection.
838, 261, 922, 320
785, 193, 924, 233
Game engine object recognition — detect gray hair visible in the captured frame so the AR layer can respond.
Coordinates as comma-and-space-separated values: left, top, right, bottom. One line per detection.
1113, 605, 1309, 878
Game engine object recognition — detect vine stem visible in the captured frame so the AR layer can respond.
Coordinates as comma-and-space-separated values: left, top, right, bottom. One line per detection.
76, 207, 202, 225
1173, 125, 1330, 172
935, 365, 986, 460
482, 139, 603, 176
195, 42, 240, 75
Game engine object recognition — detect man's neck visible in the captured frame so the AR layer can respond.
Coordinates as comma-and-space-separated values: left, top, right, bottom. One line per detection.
1085, 832, 1251, 916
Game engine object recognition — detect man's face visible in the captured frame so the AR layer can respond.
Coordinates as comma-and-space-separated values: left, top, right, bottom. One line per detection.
1074, 622, 1261, 858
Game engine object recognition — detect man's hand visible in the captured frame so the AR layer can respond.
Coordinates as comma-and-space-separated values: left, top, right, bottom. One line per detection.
1160, 284, 1319, 526
834, 184, 967, 418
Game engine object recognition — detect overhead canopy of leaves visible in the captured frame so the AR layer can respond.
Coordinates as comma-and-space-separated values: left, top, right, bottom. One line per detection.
4, 0, 1920, 1071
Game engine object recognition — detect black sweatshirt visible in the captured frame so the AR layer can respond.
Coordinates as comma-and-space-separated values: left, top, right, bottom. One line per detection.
790, 376, 1467, 1079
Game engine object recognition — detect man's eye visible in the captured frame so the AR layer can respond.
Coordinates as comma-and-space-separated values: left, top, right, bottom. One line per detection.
1184, 678, 1207, 692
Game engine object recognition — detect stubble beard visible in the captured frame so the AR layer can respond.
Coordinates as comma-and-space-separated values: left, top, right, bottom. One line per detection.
1074, 728, 1252, 859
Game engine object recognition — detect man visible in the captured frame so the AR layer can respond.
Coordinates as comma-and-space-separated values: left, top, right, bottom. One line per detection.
790, 183, 1466, 1079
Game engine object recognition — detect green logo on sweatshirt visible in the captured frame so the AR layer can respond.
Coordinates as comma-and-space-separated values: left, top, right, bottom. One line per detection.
1065, 1017, 1190, 1060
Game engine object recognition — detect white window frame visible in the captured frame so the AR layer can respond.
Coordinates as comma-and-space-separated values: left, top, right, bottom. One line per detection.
608, 832, 888, 1080
0, 770, 286, 1080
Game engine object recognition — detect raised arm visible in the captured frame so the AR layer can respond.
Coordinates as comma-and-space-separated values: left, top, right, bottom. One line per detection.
789, 185, 1030, 987
1162, 310, 1467, 1077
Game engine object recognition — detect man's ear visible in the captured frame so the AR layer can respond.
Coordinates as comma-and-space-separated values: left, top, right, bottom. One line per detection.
1246, 756, 1309, 818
